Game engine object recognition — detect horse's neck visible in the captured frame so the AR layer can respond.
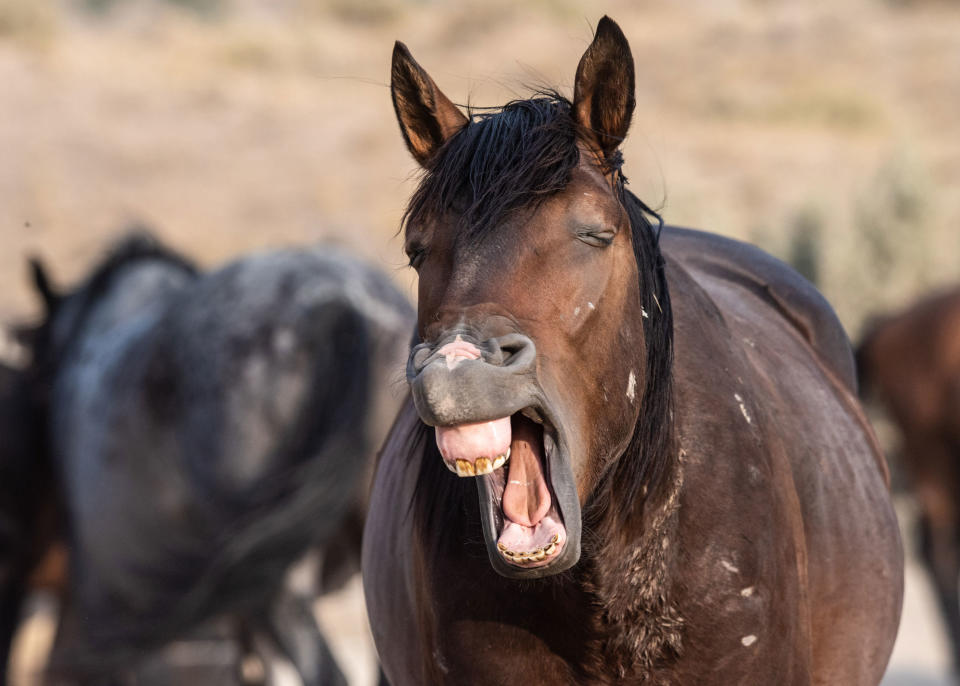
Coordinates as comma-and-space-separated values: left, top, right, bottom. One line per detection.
583, 449, 685, 680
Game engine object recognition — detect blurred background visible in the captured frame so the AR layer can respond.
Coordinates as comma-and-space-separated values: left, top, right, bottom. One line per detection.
1, 0, 958, 684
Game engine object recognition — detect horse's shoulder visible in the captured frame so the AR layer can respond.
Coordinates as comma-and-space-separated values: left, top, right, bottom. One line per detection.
661, 226, 856, 392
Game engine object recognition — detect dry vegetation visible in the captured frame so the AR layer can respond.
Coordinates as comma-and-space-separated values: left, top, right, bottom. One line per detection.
0, 0, 958, 339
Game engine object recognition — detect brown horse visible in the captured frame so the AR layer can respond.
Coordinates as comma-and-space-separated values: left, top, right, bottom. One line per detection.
363, 16, 903, 685
857, 287, 960, 677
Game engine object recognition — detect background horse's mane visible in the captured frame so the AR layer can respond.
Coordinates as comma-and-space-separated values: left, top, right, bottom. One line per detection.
408, 93, 675, 550
25, 231, 197, 380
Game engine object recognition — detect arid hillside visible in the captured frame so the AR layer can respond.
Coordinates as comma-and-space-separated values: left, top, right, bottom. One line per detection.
1, 0, 958, 334
2, 1, 959, 684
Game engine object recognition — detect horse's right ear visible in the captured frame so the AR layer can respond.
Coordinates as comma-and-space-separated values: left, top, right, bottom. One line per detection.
28, 257, 59, 312
391, 42, 468, 167
572, 16, 636, 156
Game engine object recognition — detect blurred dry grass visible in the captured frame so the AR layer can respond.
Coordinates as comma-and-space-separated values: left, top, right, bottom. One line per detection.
0, 0, 957, 338
2, 0, 960, 683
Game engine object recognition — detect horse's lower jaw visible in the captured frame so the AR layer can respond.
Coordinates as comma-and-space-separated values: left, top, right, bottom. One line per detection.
496, 511, 567, 568
476, 461, 578, 578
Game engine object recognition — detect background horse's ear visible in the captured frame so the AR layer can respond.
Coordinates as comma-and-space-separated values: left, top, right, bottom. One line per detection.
572, 16, 636, 156
28, 257, 59, 312
391, 41, 469, 167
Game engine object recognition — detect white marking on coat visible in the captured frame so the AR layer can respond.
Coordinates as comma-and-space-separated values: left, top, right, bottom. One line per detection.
741, 635, 758, 647
574, 306, 581, 316
587, 302, 596, 310
721, 560, 739, 573
626, 371, 637, 402
734, 393, 752, 424
641, 307, 649, 318
740, 586, 755, 597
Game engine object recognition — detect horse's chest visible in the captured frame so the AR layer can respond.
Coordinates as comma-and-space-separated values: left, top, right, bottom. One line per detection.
422, 550, 600, 684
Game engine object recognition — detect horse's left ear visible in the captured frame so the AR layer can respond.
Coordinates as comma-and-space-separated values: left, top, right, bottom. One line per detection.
391, 41, 469, 167
28, 257, 59, 313
572, 16, 636, 155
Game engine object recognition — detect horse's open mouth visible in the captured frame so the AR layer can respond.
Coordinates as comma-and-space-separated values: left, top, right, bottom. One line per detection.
435, 412, 567, 569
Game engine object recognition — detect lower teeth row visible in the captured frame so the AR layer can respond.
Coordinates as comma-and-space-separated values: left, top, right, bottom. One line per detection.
497, 535, 560, 563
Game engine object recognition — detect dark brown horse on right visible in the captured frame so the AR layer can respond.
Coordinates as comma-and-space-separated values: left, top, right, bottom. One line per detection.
363, 16, 903, 686
858, 286, 960, 677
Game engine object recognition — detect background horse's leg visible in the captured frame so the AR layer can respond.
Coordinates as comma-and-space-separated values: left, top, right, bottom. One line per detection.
918, 508, 960, 676
909, 433, 960, 679
264, 589, 346, 686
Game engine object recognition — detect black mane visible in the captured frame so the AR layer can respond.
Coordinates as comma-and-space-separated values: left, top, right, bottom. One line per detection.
409, 93, 675, 547
26, 231, 197, 380
404, 95, 582, 242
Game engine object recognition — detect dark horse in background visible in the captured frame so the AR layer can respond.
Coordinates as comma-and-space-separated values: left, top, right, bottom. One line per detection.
363, 17, 903, 685
0, 233, 413, 685
858, 287, 960, 678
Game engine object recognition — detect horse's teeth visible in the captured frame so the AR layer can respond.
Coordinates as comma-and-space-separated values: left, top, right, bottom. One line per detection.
474, 457, 492, 475
500, 539, 559, 563
455, 459, 475, 477
493, 450, 509, 469
445, 461, 458, 474
551, 533, 559, 544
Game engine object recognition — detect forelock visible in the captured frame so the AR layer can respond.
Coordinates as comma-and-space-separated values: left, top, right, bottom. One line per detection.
403, 95, 581, 243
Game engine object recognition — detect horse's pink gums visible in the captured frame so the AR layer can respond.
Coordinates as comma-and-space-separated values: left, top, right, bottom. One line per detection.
435, 417, 512, 464
436, 336, 482, 369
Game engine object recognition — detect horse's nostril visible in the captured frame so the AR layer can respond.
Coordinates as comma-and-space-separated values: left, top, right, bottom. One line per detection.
500, 344, 524, 364
490, 333, 535, 368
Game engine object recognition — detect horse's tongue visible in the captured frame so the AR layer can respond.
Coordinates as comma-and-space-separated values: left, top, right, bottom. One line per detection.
502, 419, 550, 527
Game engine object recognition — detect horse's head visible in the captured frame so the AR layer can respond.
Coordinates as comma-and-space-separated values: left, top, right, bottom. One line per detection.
394, 17, 669, 579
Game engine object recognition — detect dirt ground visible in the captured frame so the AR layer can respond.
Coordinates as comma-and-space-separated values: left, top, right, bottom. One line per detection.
2, 0, 960, 684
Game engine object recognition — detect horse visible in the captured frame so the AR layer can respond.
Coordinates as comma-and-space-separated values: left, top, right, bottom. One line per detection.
857, 286, 960, 677
1, 232, 414, 685
0, 358, 50, 685
362, 16, 903, 685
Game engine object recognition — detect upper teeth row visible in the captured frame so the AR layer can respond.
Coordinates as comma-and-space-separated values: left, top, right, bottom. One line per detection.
447, 448, 510, 477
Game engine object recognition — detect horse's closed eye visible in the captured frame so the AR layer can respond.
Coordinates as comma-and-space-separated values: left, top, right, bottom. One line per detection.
407, 245, 427, 269
576, 228, 615, 247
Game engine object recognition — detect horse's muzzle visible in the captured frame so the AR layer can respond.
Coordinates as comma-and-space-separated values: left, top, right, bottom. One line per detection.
406, 331, 539, 427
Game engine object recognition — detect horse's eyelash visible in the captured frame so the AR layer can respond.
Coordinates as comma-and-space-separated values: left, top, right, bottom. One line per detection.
407, 246, 427, 268
576, 228, 615, 246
